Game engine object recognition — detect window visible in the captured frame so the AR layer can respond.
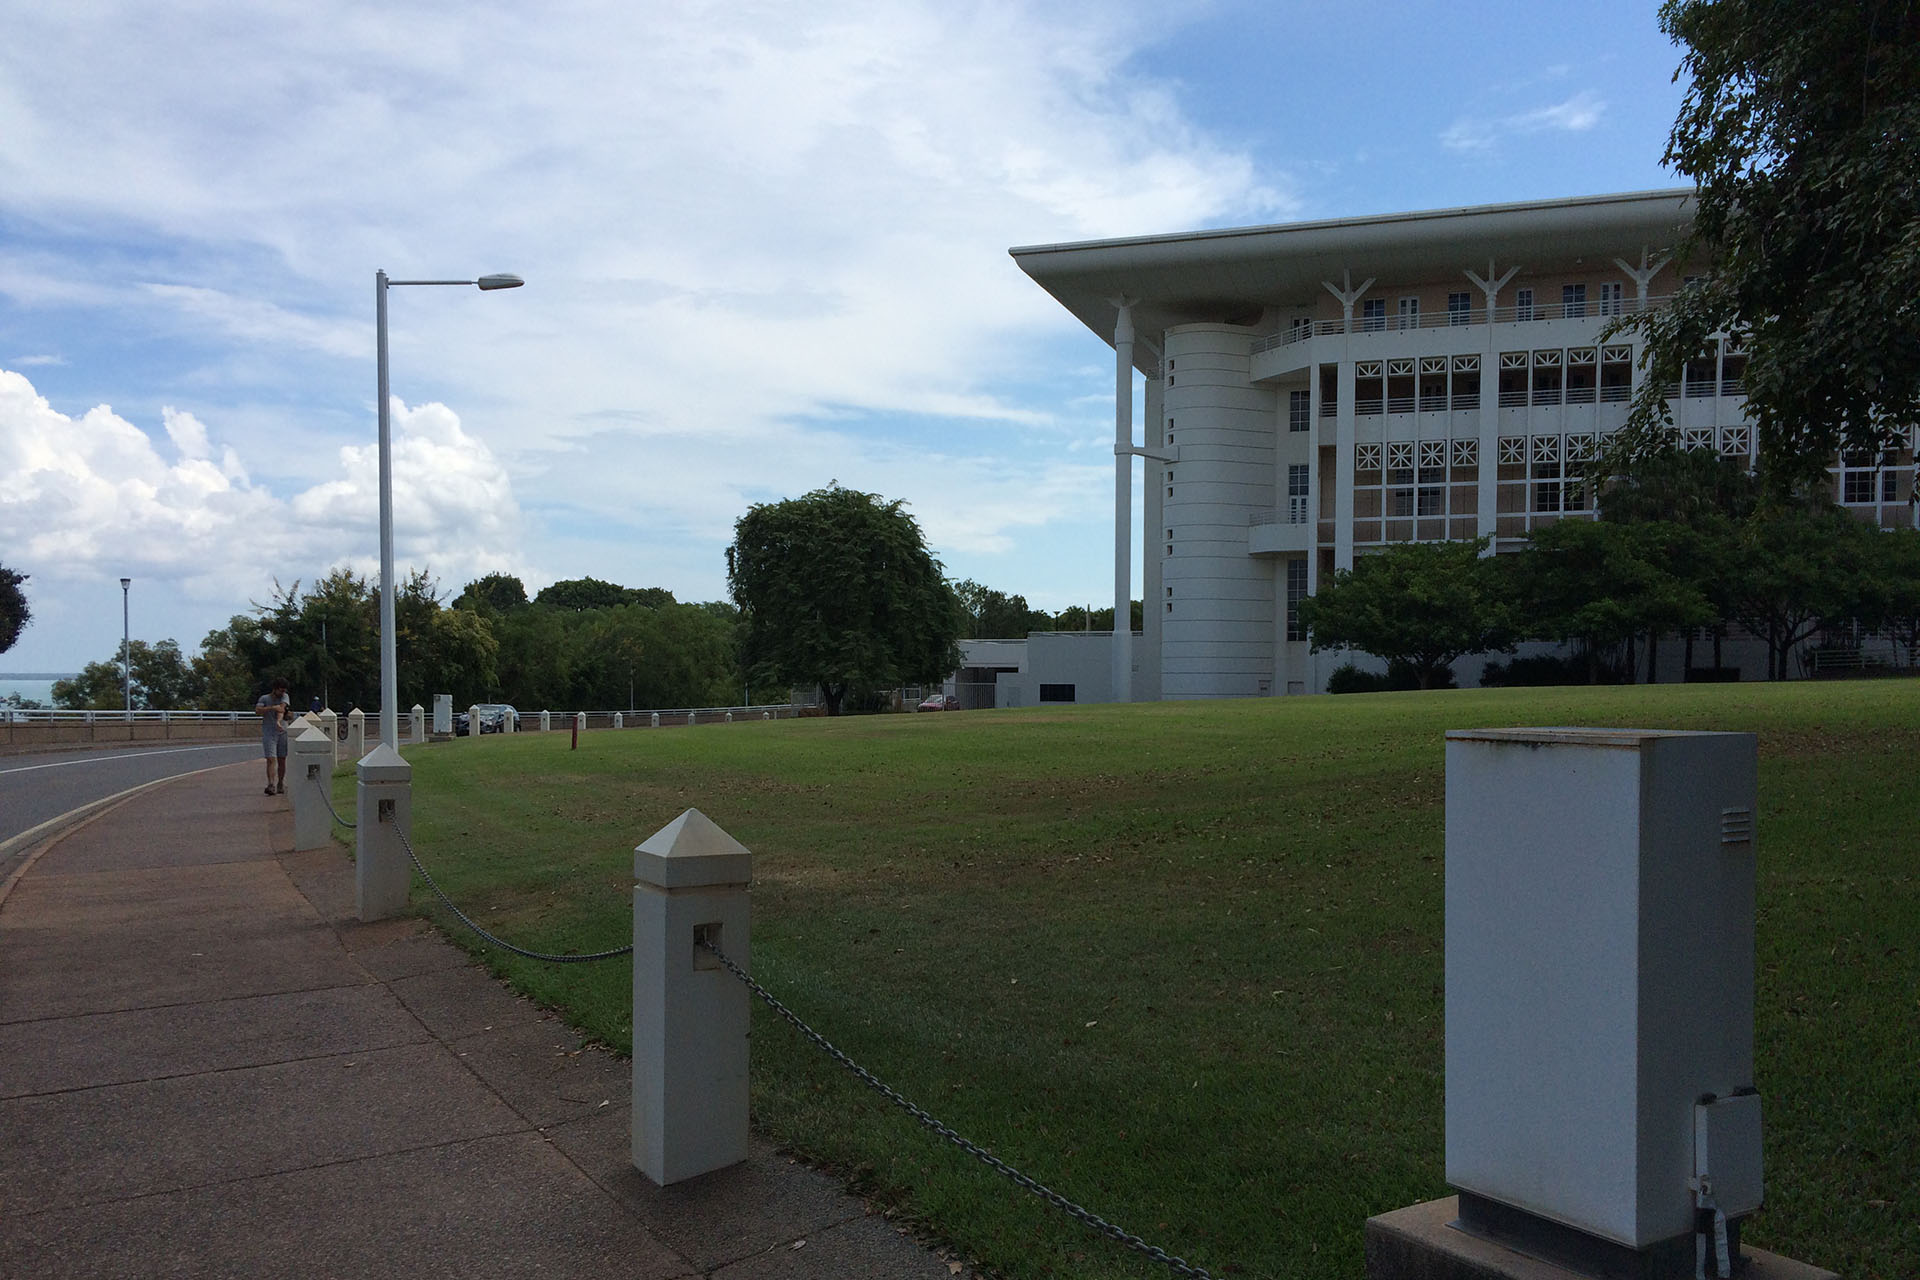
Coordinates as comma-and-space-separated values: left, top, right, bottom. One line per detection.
1448, 291, 1473, 325
1288, 464, 1310, 523
1843, 470, 1877, 504
1417, 486, 1446, 516
1039, 684, 1076, 703
1885, 471, 1904, 503
1361, 298, 1386, 331
1562, 283, 1587, 318
1288, 389, 1310, 432
1285, 559, 1308, 641
1597, 282, 1624, 316
1514, 288, 1535, 322
1397, 296, 1420, 330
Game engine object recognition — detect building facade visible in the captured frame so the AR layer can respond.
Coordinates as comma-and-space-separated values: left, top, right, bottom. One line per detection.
1010, 189, 1914, 698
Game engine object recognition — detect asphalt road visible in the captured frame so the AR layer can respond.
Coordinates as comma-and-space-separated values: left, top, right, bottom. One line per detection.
0, 741, 263, 850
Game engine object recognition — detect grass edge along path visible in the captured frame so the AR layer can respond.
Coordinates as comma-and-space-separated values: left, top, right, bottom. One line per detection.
349, 682, 1917, 1280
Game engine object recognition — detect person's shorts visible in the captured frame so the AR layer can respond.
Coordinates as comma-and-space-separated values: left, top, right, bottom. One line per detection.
262, 731, 288, 759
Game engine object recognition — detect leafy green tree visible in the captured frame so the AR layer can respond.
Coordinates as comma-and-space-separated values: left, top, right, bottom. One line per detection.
454, 572, 529, 615
194, 616, 268, 711
1868, 527, 1920, 666
1623, 1, 1920, 492
1299, 539, 1513, 690
0, 565, 28, 655
1514, 520, 1720, 683
727, 485, 964, 715
53, 639, 202, 710
1726, 507, 1882, 679
1052, 602, 1142, 632
533, 577, 674, 612
951, 579, 1054, 638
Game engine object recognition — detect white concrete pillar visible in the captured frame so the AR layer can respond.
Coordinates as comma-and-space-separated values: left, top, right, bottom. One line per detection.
724, 711, 733, 723
540, 710, 552, 732
761, 711, 770, 720
632, 808, 752, 1185
354, 744, 413, 921
467, 704, 481, 738
651, 712, 660, 728
290, 726, 334, 852
686, 712, 696, 726
503, 708, 516, 734
346, 707, 366, 759
1111, 297, 1135, 703
318, 708, 339, 762
410, 704, 425, 744
575, 711, 586, 736
614, 712, 625, 729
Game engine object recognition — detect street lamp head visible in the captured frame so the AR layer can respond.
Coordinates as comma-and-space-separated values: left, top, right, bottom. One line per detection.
476, 274, 524, 291
120, 577, 131, 589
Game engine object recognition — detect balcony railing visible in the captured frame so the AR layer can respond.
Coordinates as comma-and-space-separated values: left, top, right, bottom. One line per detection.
1251, 293, 1671, 354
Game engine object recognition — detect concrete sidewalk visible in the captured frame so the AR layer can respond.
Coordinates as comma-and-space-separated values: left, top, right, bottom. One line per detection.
0, 761, 967, 1279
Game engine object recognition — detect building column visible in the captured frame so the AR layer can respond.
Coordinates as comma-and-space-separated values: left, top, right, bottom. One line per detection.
1141, 369, 1165, 701
1465, 262, 1518, 543
1112, 298, 1136, 703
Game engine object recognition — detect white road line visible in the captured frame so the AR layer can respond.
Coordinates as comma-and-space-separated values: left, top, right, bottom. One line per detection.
0, 743, 253, 775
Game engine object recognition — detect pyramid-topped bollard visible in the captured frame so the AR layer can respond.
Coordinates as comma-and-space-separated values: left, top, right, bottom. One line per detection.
290, 725, 334, 852
632, 807, 752, 1186
410, 703, 425, 744
346, 707, 365, 759
355, 743, 412, 921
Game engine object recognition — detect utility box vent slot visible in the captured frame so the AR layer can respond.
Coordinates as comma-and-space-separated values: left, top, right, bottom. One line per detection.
1720, 808, 1754, 845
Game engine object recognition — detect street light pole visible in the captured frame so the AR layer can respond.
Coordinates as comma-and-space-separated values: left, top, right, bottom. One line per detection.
372, 269, 522, 749
120, 577, 131, 717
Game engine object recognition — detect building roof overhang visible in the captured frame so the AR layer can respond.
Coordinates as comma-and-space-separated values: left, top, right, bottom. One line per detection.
1009, 188, 1696, 365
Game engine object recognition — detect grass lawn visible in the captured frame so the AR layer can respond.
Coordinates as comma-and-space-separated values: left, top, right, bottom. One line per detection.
343, 681, 1918, 1279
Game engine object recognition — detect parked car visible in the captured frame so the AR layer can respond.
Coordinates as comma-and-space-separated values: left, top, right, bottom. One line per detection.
453, 703, 518, 734
917, 693, 959, 712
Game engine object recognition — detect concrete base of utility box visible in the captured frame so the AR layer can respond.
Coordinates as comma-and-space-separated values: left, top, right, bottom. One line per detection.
1365, 1198, 1837, 1280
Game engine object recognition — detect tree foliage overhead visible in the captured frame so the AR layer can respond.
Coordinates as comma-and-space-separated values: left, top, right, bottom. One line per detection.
533, 576, 674, 612
1626, 1, 1920, 491
727, 485, 964, 715
0, 565, 28, 655
454, 572, 529, 615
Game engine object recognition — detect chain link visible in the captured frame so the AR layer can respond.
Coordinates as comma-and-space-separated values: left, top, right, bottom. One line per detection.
700, 940, 1219, 1280
311, 775, 357, 828
391, 821, 632, 964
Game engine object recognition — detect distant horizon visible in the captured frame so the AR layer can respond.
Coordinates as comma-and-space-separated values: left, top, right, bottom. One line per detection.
0, 673, 78, 681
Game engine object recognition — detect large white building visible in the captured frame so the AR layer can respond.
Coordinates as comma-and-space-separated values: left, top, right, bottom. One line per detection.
1007, 189, 1913, 700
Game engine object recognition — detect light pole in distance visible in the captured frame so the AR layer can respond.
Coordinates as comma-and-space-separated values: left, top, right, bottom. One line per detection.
120, 577, 131, 717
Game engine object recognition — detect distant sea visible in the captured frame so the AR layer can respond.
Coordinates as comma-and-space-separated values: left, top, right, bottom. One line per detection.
0, 675, 71, 705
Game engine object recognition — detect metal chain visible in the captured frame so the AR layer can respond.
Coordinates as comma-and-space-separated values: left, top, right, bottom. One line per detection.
311, 776, 358, 829
391, 822, 632, 964
700, 940, 1219, 1280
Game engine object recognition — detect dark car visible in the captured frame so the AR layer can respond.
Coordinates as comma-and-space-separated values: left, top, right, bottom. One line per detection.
453, 703, 518, 734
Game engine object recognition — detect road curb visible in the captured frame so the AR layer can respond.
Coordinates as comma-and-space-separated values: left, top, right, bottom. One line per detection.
0, 761, 248, 911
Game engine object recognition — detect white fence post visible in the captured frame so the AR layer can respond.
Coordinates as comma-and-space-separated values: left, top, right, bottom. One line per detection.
614, 712, 624, 729
504, 708, 517, 734
632, 808, 752, 1185
540, 710, 551, 732
319, 708, 339, 762
410, 704, 425, 744
290, 726, 334, 852
686, 712, 696, 726
467, 704, 481, 738
354, 744, 412, 921
651, 712, 660, 728
346, 707, 366, 759
575, 711, 587, 736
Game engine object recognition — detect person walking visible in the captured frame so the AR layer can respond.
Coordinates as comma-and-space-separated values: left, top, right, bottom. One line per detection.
256, 677, 292, 795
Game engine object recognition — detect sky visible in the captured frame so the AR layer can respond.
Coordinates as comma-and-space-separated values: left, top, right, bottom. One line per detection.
0, 0, 1692, 674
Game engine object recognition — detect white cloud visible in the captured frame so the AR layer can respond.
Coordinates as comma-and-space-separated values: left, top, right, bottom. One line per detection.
10, 353, 63, 366
0, 368, 523, 606
1441, 91, 1607, 154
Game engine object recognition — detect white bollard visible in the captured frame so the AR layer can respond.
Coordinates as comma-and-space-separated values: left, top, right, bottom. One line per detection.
724, 711, 733, 723
575, 711, 587, 736
290, 726, 334, 852
410, 704, 425, 744
614, 712, 624, 729
467, 705, 481, 738
540, 710, 551, 732
346, 707, 366, 759
632, 808, 752, 1185
651, 712, 660, 729
686, 712, 696, 726
354, 744, 413, 921
319, 708, 339, 762
762, 711, 770, 720
504, 708, 516, 734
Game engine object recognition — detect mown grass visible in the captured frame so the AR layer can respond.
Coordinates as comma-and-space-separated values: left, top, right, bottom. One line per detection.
340, 682, 1919, 1279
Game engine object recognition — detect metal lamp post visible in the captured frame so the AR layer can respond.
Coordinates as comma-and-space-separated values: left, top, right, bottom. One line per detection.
119, 577, 131, 716
373, 270, 522, 748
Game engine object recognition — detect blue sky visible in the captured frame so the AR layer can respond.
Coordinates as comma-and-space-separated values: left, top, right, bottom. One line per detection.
0, 0, 1689, 675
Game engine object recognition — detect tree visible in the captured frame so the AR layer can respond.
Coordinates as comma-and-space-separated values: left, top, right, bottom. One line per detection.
533, 577, 673, 612
52, 639, 202, 710
951, 579, 1053, 638
1299, 539, 1514, 690
727, 485, 964, 715
1869, 527, 1920, 666
454, 572, 529, 615
1513, 519, 1719, 683
1725, 506, 1881, 679
1622, 2, 1920, 492
0, 565, 27, 655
